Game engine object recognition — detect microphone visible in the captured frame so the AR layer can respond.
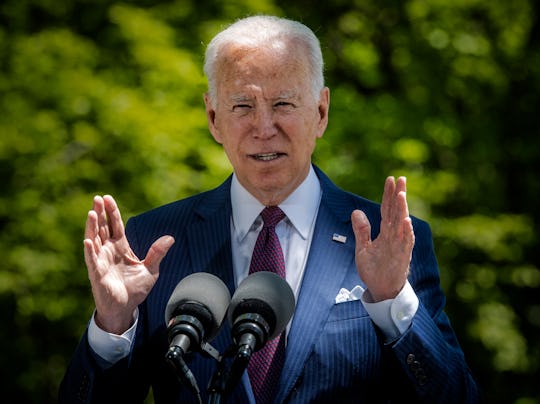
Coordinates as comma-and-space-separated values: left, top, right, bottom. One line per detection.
225, 271, 295, 392
164, 272, 231, 400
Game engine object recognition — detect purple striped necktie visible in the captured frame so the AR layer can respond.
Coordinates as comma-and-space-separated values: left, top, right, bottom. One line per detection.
248, 206, 286, 403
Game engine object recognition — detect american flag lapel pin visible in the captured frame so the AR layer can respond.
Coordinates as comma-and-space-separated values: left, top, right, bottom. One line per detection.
332, 233, 347, 244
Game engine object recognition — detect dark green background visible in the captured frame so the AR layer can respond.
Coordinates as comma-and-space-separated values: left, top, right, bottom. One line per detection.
1, 0, 538, 402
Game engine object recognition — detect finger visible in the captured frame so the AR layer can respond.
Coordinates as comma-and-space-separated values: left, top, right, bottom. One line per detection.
402, 216, 415, 248
93, 195, 110, 242
395, 176, 410, 221
397, 189, 410, 220
396, 176, 407, 195
351, 210, 371, 249
84, 209, 99, 244
392, 176, 407, 219
389, 191, 407, 236
83, 238, 98, 274
381, 176, 396, 222
103, 195, 125, 240
144, 235, 175, 275
388, 178, 409, 233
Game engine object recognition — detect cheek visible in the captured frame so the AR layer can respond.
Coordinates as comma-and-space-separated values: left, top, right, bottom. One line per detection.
212, 130, 224, 145
213, 114, 244, 146
216, 128, 243, 161
296, 117, 320, 150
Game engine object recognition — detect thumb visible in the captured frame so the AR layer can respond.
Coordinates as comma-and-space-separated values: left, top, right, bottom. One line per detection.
144, 235, 175, 274
351, 210, 371, 250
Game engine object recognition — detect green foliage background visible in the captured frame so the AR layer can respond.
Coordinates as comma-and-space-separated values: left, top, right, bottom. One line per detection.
1, 0, 538, 402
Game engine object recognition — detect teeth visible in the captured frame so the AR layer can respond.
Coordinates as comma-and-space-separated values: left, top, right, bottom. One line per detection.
254, 153, 279, 161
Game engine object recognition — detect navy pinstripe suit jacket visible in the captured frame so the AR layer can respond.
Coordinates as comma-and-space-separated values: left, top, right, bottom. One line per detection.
59, 166, 480, 403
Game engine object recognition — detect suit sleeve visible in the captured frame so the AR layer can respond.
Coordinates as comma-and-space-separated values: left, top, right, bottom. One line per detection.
58, 328, 153, 403
387, 218, 481, 403
58, 218, 153, 403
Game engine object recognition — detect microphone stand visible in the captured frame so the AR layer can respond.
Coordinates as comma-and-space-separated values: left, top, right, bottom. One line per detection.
207, 323, 265, 403
166, 337, 253, 404
166, 340, 223, 404
206, 340, 255, 404
207, 311, 270, 402
206, 355, 227, 404
203, 342, 228, 404
165, 345, 203, 404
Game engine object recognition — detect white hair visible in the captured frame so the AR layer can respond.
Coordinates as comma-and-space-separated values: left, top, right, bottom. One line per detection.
203, 15, 325, 105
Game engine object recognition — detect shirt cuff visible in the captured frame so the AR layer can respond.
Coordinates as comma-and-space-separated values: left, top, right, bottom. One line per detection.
87, 308, 138, 365
360, 280, 419, 340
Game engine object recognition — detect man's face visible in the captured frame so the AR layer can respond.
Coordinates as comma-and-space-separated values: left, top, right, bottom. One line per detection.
205, 41, 329, 206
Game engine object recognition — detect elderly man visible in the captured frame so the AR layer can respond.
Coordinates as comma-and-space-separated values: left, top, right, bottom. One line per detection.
60, 15, 479, 403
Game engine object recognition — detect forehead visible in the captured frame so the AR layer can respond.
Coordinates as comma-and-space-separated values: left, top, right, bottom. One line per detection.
215, 41, 311, 95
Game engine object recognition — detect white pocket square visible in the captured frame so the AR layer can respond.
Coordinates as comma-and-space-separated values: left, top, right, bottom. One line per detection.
335, 285, 365, 303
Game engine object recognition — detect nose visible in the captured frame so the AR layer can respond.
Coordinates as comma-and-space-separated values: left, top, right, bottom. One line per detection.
253, 106, 278, 139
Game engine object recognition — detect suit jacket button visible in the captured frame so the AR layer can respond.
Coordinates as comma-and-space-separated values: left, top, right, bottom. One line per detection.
406, 353, 415, 365
77, 374, 90, 401
418, 374, 428, 386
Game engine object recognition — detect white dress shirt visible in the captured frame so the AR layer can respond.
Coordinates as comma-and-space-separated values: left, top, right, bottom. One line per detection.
88, 166, 418, 363
230, 166, 321, 300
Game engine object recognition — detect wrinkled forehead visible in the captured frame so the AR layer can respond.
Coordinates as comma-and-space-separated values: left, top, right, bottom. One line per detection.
214, 40, 311, 86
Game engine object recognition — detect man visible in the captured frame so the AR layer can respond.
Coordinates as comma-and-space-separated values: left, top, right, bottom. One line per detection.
60, 15, 480, 403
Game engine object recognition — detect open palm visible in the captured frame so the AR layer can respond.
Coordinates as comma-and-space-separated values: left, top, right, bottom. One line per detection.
83, 195, 174, 334
351, 177, 415, 302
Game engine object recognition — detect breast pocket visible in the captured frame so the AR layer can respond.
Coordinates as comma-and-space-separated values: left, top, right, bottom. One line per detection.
327, 298, 370, 323
304, 298, 381, 393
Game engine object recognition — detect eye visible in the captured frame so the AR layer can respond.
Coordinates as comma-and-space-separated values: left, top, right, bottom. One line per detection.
274, 101, 295, 109
232, 104, 252, 112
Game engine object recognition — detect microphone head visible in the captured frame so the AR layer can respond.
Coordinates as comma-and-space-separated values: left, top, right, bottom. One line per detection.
229, 271, 295, 340
165, 272, 231, 341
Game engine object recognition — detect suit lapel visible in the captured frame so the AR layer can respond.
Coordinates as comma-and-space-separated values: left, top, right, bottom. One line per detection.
183, 177, 254, 400
185, 177, 236, 296
276, 167, 359, 402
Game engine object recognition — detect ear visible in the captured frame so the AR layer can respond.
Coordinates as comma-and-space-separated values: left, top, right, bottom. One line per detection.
204, 93, 222, 144
316, 87, 330, 139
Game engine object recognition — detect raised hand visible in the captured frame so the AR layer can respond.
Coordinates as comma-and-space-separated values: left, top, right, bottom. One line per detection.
351, 177, 415, 302
83, 195, 175, 334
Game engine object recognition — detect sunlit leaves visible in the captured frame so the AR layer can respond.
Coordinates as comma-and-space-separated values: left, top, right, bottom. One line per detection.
472, 302, 530, 372
0, 0, 538, 402
436, 214, 533, 261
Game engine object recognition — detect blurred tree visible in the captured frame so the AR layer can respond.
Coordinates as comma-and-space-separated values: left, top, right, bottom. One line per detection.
0, 0, 244, 400
0, 0, 538, 402
278, 0, 540, 401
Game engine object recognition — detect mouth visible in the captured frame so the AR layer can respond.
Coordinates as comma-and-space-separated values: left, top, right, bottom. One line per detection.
249, 152, 286, 162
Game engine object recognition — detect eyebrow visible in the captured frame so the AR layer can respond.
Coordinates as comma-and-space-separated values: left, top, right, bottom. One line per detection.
230, 95, 251, 103
229, 91, 299, 103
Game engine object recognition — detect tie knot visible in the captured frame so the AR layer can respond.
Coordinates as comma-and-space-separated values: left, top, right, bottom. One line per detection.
261, 206, 285, 228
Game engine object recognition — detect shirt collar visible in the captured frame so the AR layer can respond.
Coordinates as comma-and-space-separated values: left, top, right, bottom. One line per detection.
231, 165, 322, 241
